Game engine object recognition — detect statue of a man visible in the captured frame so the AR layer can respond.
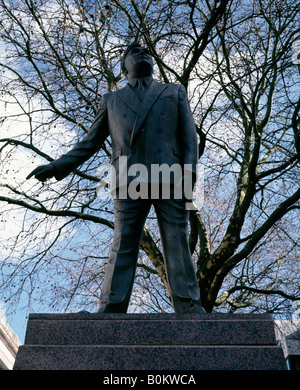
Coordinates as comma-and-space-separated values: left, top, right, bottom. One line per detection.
27, 42, 205, 314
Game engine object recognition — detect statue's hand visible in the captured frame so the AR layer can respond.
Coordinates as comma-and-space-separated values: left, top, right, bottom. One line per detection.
26, 164, 55, 182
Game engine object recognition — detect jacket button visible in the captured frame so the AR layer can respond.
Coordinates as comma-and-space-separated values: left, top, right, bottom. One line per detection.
158, 148, 162, 152
158, 128, 162, 133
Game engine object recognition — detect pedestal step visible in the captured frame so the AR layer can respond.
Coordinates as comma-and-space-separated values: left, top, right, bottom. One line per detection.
13, 313, 287, 370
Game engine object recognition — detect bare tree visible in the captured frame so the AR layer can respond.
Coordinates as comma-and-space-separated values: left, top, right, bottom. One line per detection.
194, 0, 300, 312
0, 0, 299, 316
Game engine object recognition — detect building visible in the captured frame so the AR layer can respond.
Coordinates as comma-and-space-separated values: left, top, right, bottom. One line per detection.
274, 320, 300, 370
0, 312, 21, 370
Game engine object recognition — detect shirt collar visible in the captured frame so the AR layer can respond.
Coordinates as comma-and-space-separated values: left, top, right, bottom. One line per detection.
127, 75, 153, 88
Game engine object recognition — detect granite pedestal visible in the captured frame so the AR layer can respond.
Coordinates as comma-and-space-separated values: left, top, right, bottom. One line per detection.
13, 313, 286, 370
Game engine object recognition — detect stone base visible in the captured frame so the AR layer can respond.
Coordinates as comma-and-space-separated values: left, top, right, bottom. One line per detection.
13, 313, 286, 370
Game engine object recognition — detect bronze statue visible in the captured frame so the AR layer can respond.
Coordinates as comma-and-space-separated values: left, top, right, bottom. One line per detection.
27, 43, 205, 314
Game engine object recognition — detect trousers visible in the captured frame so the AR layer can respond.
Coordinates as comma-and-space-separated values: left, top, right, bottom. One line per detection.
98, 190, 203, 313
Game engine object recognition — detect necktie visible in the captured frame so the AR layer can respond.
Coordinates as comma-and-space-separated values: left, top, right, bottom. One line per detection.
135, 79, 146, 101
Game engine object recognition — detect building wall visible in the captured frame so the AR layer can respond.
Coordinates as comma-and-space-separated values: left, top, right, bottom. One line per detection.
0, 313, 21, 370
274, 320, 300, 370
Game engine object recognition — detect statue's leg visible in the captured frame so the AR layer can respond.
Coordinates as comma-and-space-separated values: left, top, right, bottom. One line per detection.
98, 198, 150, 313
154, 197, 205, 313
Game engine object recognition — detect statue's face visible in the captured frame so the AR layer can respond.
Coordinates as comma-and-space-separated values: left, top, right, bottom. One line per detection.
124, 46, 153, 77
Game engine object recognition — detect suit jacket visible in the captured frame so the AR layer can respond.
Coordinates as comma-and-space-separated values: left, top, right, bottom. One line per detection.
51, 79, 198, 189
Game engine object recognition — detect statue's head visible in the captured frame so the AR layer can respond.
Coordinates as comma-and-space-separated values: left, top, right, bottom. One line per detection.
121, 42, 153, 78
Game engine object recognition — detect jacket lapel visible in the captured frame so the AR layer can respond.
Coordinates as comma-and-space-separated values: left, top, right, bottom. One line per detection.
130, 80, 167, 147
116, 84, 140, 114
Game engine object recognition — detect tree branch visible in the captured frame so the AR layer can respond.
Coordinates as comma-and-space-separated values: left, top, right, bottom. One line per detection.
208, 187, 300, 307
216, 285, 300, 306
0, 194, 114, 228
